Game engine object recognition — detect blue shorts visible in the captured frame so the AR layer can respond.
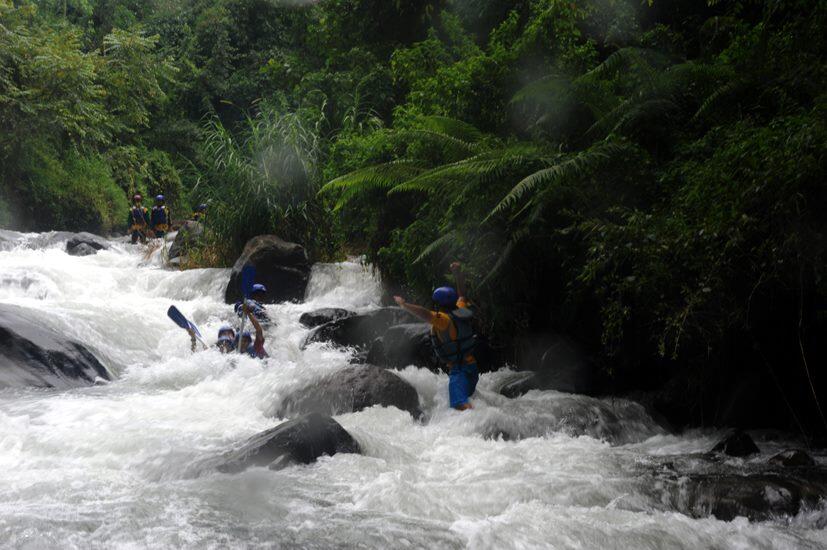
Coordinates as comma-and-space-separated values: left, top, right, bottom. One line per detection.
449, 362, 479, 409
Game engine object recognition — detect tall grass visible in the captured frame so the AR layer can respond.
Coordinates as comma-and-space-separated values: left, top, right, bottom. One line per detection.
195, 106, 338, 262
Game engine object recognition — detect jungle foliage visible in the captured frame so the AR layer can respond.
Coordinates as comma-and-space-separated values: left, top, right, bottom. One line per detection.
1, 0, 825, 434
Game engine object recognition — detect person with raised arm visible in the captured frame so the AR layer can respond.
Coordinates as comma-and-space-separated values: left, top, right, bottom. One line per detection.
394, 262, 478, 410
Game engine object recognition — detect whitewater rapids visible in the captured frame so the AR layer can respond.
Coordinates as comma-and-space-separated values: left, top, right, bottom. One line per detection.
0, 234, 825, 549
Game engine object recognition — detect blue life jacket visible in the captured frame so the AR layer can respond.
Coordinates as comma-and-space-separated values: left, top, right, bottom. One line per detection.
430, 307, 477, 365
235, 300, 269, 322
151, 205, 169, 231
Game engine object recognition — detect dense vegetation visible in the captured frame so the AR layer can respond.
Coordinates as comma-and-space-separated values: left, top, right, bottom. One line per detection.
1, 0, 825, 437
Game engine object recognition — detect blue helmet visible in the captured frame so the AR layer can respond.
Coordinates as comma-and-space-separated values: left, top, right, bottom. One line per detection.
196, 203, 207, 212
240, 331, 253, 342
155, 194, 165, 202
218, 325, 235, 338
252, 284, 267, 294
432, 286, 458, 307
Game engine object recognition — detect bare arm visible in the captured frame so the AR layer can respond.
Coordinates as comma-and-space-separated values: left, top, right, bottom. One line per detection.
394, 296, 433, 323
450, 262, 467, 299
187, 329, 197, 353
246, 304, 264, 341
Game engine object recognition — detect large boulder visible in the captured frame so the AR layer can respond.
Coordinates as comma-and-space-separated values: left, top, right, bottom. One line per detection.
303, 307, 410, 350
769, 449, 816, 468
168, 221, 204, 261
65, 232, 109, 255
710, 430, 760, 457
515, 333, 597, 395
225, 235, 310, 304
299, 308, 356, 328
278, 365, 422, 419
367, 322, 441, 371
0, 304, 111, 388
495, 371, 541, 398
206, 413, 360, 474
22, 231, 109, 253
649, 456, 827, 522
66, 243, 97, 257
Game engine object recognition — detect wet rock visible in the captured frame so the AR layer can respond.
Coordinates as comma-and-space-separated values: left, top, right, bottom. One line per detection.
710, 430, 760, 457
209, 413, 360, 473
225, 235, 310, 304
769, 449, 816, 468
65, 232, 109, 254
279, 365, 421, 419
661, 470, 827, 522
303, 307, 410, 350
367, 323, 441, 371
495, 371, 541, 398
299, 308, 356, 328
66, 243, 97, 256
0, 304, 111, 388
168, 221, 204, 261
515, 333, 596, 395
477, 393, 665, 445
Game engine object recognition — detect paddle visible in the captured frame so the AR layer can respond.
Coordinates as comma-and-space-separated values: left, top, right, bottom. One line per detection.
167, 305, 207, 348
237, 265, 256, 354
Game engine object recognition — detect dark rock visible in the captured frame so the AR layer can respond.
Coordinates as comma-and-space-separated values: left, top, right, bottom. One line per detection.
0, 304, 111, 388
67, 243, 97, 256
769, 449, 816, 468
168, 221, 204, 261
477, 393, 665, 445
368, 322, 441, 371
299, 308, 356, 328
495, 371, 541, 398
514, 333, 596, 394
65, 232, 109, 253
710, 430, 760, 457
662, 470, 827, 522
225, 235, 310, 304
210, 413, 360, 473
537, 335, 595, 394
279, 365, 421, 419
303, 307, 410, 350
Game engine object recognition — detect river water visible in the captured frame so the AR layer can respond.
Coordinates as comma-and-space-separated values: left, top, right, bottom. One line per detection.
0, 234, 825, 549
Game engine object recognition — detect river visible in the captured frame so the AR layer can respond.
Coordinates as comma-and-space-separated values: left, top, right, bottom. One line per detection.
0, 233, 825, 549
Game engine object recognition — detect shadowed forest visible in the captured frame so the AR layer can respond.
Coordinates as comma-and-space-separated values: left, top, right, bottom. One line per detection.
1, 0, 825, 437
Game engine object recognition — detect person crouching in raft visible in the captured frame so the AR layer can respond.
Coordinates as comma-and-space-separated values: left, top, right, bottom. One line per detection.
394, 262, 478, 410
150, 195, 170, 238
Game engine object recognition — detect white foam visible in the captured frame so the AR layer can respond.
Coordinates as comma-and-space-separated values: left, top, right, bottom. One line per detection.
0, 238, 824, 549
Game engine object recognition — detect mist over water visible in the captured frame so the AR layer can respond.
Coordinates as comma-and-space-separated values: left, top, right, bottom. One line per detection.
1, 235, 825, 549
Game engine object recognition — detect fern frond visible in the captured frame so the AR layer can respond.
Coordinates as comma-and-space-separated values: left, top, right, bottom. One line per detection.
319, 160, 426, 209
488, 141, 628, 219
413, 230, 461, 264
389, 144, 544, 195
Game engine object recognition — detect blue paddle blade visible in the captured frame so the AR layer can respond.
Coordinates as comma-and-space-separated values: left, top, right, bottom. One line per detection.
167, 306, 189, 330
241, 265, 256, 299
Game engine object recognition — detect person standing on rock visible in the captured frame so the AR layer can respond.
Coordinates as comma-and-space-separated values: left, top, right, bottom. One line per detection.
394, 262, 478, 411
128, 194, 151, 244
150, 195, 170, 238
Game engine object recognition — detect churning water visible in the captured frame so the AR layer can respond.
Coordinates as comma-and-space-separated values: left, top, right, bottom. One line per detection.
0, 233, 825, 549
